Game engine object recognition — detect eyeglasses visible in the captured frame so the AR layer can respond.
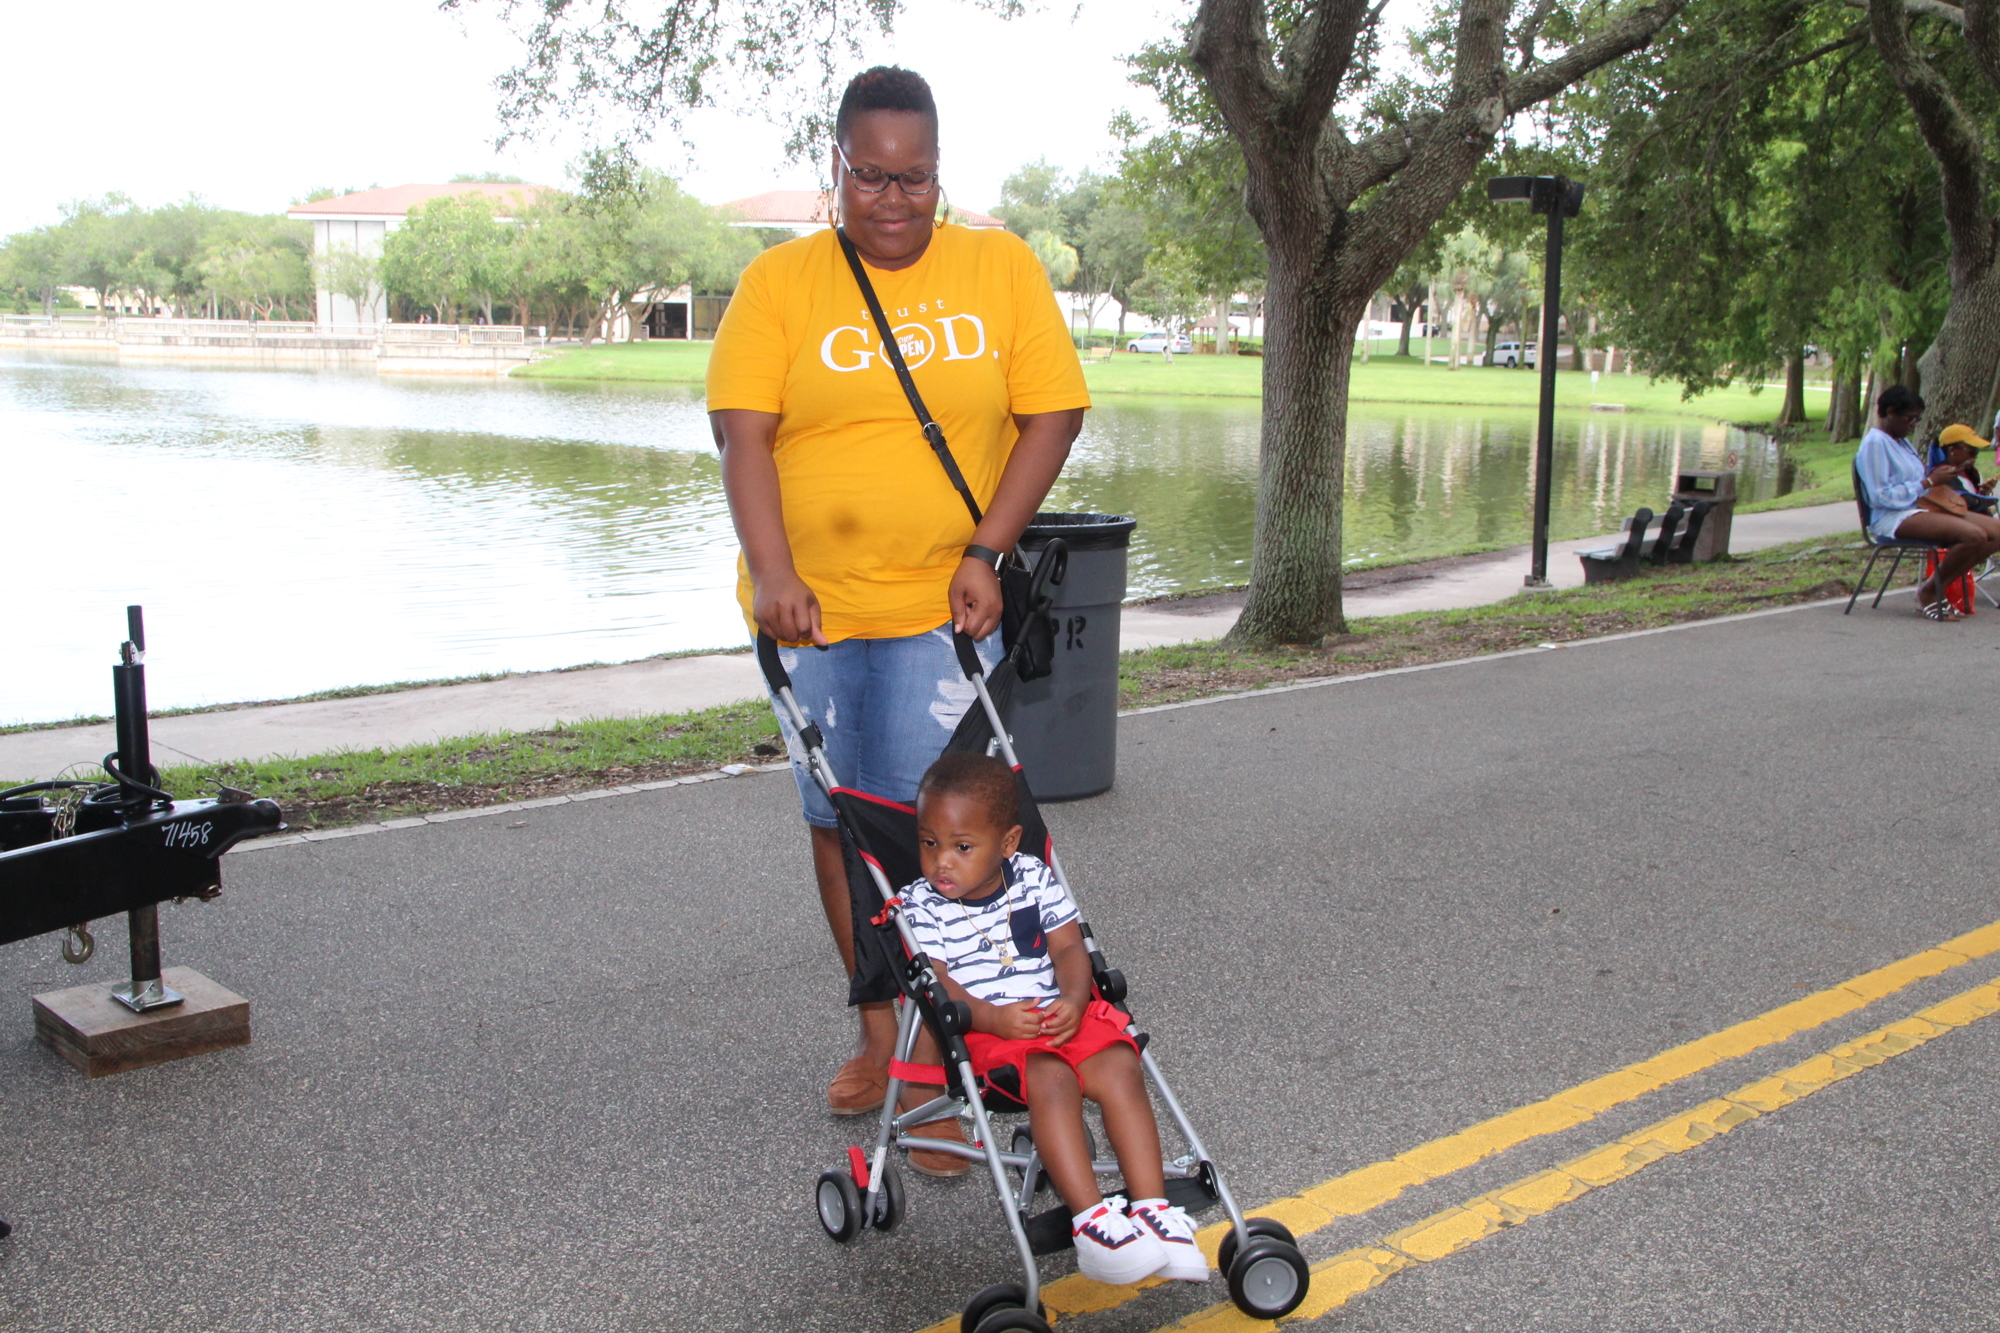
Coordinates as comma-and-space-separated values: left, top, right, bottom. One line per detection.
836, 142, 939, 196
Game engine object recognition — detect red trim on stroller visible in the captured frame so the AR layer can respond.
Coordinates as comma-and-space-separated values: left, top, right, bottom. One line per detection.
846, 1145, 871, 1189
831, 786, 916, 815
890, 1059, 946, 1084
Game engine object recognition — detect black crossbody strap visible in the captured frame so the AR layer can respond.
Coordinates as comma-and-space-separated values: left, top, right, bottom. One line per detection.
836, 227, 984, 527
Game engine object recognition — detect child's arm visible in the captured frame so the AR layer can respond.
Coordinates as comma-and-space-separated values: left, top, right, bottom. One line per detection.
1035, 922, 1093, 1047
926, 959, 1044, 1041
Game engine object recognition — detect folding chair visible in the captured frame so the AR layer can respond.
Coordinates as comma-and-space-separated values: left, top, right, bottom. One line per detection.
1846, 464, 1948, 614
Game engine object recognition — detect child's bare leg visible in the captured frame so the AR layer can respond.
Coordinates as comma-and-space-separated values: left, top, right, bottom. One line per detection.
1078, 1043, 1164, 1201
900, 1021, 947, 1110
1026, 1052, 1102, 1213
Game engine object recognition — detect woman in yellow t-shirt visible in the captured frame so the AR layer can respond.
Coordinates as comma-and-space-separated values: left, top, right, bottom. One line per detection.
706, 66, 1090, 1154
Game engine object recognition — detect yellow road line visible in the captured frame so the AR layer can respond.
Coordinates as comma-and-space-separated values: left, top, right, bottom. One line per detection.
905, 916, 2000, 1333
1157, 973, 2000, 1330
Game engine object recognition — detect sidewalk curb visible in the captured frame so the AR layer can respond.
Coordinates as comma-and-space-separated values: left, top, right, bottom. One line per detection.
231, 761, 793, 854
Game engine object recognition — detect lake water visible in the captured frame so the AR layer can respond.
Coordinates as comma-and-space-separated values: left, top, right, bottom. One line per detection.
0, 354, 1784, 725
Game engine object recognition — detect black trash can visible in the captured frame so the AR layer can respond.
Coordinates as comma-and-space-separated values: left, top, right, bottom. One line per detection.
1010, 513, 1137, 801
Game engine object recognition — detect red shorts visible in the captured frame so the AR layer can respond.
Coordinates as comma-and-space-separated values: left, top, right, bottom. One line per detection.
964, 999, 1138, 1103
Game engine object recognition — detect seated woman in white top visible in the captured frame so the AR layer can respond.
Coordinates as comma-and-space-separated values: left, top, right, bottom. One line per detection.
1855, 385, 2000, 620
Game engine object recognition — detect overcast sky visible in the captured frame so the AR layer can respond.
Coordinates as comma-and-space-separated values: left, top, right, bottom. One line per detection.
0, 0, 1216, 233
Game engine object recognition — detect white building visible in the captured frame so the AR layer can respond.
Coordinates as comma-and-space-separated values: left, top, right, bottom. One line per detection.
287, 183, 547, 328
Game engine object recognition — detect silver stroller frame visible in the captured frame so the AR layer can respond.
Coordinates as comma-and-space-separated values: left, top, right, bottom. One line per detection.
760, 630, 1310, 1331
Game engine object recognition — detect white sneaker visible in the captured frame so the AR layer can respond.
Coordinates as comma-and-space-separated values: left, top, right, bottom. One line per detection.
1072, 1197, 1167, 1285
1130, 1199, 1209, 1281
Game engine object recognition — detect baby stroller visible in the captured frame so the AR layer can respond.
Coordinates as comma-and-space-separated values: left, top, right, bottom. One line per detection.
757, 545, 1310, 1333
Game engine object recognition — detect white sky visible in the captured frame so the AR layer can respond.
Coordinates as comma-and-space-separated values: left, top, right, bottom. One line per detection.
3, 0, 1430, 236
0, 0, 1196, 233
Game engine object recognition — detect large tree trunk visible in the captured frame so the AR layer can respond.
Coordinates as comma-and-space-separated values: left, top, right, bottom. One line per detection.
1233, 252, 1359, 643
1776, 350, 1807, 426
1190, 0, 1690, 646
1872, 0, 2000, 433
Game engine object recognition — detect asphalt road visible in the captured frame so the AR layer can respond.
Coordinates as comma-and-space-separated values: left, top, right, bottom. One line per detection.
3, 595, 1996, 1333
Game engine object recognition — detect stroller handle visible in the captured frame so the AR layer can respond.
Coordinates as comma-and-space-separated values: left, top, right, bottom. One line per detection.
754, 633, 790, 694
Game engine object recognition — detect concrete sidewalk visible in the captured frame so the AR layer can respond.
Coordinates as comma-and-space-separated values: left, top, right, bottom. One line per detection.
0, 502, 1858, 779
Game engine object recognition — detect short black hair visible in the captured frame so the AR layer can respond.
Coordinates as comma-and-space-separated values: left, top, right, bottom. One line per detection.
835, 66, 938, 146
917, 752, 1019, 830
1879, 384, 1925, 417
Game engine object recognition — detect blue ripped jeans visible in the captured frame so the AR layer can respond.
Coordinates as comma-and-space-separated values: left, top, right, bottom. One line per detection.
772, 623, 1003, 827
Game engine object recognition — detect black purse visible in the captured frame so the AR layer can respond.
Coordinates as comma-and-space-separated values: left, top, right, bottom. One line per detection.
835, 228, 1057, 680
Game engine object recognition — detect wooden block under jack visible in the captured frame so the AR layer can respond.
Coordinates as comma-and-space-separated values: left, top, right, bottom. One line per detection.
33, 966, 249, 1077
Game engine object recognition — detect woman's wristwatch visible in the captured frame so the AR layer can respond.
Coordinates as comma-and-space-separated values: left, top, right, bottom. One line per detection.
963, 543, 1004, 569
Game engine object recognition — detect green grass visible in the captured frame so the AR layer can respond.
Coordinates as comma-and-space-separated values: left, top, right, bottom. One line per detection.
513, 340, 714, 383
513, 338, 1819, 428
122, 702, 784, 831
1119, 535, 1875, 709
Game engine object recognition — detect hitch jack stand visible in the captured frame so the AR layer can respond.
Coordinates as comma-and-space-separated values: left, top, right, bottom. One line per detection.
106, 607, 183, 1014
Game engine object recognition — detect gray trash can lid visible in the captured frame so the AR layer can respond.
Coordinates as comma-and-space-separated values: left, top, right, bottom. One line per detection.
1020, 512, 1137, 551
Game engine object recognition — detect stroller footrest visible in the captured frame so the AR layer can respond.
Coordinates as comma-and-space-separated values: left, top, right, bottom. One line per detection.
1020, 1173, 1224, 1257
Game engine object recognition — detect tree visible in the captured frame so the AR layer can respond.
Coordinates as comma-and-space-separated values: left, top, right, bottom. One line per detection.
1025, 229, 1080, 289
381, 191, 520, 322
1865, 0, 2000, 436
1127, 240, 1211, 333
314, 246, 384, 326
0, 227, 67, 315
201, 214, 313, 319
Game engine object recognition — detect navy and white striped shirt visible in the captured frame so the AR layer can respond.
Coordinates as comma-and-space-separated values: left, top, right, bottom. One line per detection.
902, 854, 1079, 1004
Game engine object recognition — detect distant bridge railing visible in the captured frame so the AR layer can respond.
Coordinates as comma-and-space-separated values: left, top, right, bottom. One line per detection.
1, 316, 527, 346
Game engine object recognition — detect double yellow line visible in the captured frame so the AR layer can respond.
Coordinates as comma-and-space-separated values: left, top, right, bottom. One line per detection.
908, 916, 2000, 1333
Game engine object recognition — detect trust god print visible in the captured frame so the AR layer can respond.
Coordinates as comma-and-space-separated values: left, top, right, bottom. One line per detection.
818, 300, 994, 373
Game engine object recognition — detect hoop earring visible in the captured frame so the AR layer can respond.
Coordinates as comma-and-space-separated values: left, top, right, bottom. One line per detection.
934, 186, 949, 229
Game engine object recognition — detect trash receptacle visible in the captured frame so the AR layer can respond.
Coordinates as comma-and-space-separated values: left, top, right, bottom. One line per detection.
1009, 513, 1137, 801
1673, 470, 1736, 561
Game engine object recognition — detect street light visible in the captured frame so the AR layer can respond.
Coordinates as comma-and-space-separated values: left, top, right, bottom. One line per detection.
1488, 175, 1586, 588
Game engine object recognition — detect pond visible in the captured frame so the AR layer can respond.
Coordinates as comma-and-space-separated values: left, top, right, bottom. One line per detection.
0, 355, 1785, 725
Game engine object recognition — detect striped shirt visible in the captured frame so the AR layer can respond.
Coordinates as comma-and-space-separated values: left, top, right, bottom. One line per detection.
902, 854, 1079, 1004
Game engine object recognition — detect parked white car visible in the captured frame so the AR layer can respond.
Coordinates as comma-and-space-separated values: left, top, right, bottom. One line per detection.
1489, 341, 1538, 368
1127, 332, 1193, 354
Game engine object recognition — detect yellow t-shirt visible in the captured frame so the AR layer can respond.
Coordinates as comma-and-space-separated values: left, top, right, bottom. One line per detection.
706, 224, 1091, 642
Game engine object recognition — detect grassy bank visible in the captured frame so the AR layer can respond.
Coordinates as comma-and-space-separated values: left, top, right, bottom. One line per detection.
2, 537, 1879, 830
1119, 535, 1872, 709
514, 340, 1820, 426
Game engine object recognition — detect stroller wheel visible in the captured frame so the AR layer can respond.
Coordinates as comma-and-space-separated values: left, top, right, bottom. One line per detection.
961, 1282, 1046, 1333
1226, 1236, 1310, 1320
1217, 1216, 1296, 1274
972, 1309, 1051, 1333
869, 1161, 906, 1232
815, 1168, 863, 1243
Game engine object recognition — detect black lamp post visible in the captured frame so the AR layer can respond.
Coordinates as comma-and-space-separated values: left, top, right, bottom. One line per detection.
1487, 175, 1586, 587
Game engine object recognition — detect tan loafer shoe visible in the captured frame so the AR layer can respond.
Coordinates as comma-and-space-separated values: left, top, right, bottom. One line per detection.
905, 1115, 971, 1178
828, 1056, 888, 1116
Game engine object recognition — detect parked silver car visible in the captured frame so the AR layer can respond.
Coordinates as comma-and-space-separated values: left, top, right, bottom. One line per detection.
1489, 340, 1538, 368
1127, 332, 1194, 354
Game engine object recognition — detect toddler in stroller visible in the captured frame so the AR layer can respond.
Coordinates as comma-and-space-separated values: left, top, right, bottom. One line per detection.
903, 751, 1205, 1286
758, 584, 1312, 1332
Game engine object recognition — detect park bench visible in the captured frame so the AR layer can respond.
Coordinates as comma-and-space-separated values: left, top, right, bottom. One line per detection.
1576, 499, 1716, 583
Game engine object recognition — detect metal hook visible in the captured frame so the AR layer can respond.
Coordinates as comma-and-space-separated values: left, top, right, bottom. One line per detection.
60, 923, 95, 965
